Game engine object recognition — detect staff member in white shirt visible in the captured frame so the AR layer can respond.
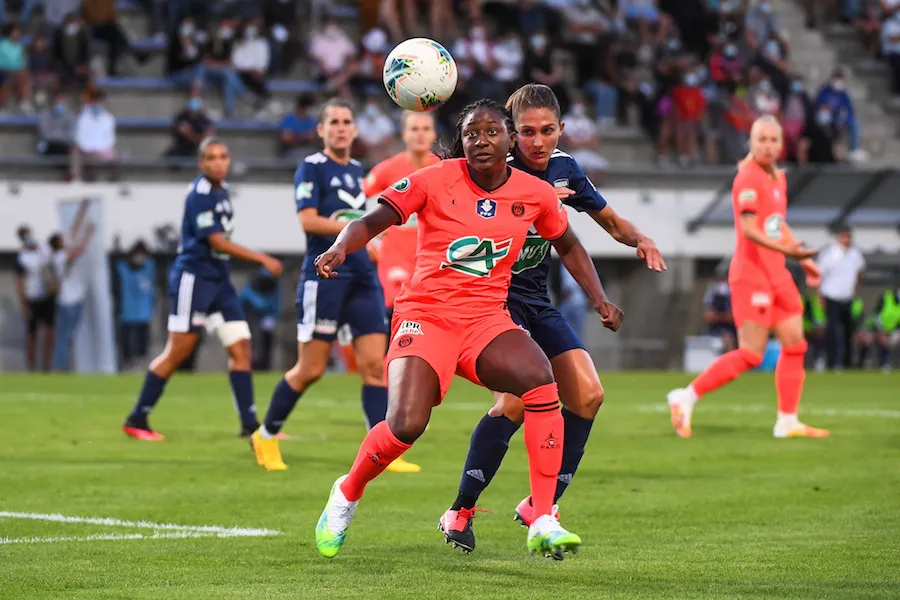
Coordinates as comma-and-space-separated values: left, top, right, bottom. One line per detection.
816, 226, 866, 369
15, 224, 56, 371
49, 200, 94, 371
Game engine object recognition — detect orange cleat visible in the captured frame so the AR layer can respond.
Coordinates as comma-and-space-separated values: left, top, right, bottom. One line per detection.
123, 424, 164, 441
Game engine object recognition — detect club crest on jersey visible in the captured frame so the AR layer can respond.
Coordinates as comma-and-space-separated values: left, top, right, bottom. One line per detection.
511, 202, 525, 218
738, 189, 756, 206
391, 178, 410, 193
553, 178, 569, 188
476, 199, 497, 219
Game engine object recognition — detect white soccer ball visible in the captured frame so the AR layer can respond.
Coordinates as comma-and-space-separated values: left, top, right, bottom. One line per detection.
382, 38, 458, 112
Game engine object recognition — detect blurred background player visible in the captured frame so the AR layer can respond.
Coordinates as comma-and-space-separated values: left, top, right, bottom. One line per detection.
313, 99, 623, 560
439, 84, 665, 553
123, 138, 283, 440
252, 99, 417, 473
667, 117, 828, 440
857, 286, 900, 371
362, 111, 440, 321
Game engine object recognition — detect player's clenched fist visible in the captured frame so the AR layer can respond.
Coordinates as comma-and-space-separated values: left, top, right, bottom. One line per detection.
594, 299, 624, 332
315, 246, 346, 279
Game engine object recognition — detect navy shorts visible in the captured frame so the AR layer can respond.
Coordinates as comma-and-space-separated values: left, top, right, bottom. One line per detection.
167, 268, 245, 333
507, 298, 586, 360
296, 274, 389, 343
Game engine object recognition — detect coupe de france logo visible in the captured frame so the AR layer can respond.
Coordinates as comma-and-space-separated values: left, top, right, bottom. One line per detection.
476, 198, 497, 219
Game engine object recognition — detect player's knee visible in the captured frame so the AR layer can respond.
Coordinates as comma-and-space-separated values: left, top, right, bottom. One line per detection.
489, 393, 525, 424
227, 338, 253, 370
737, 347, 764, 368
781, 340, 808, 356
568, 383, 604, 419
356, 356, 386, 386
288, 359, 326, 388
387, 409, 428, 444
519, 361, 555, 393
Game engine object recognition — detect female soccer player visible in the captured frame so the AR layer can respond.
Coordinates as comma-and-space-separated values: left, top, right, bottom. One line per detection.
123, 138, 283, 440
313, 100, 623, 560
667, 116, 829, 439
439, 83, 666, 552
251, 99, 401, 472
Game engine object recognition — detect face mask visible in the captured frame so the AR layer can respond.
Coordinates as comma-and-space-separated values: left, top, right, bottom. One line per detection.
245, 26, 258, 39
723, 45, 738, 59
188, 98, 201, 112
758, 80, 772, 94
684, 73, 700, 87
90, 104, 103, 116
54, 102, 66, 115
131, 254, 148, 266
760, 2, 773, 14
764, 40, 780, 58
530, 36, 546, 51
571, 103, 586, 116
219, 27, 233, 39
24, 234, 36, 247
817, 110, 832, 126
667, 38, 681, 52
325, 25, 340, 37
65, 23, 79, 36
696, 66, 709, 81
180, 23, 194, 37
363, 104, 378, 117
832, 79, 846, 91
792, 81, 804, 94
472, 27, 485, 40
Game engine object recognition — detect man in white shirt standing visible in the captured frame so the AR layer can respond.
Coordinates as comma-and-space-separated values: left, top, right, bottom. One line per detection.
49, 200, 94, 371
817, 226, 866, 370
74, 89, 117, 181
15, 224, 56, 371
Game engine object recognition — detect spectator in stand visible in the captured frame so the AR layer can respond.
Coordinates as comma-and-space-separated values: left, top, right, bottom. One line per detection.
721, 81, 755, 163
377, 0, 455, 43
167, 16, 206, 89
356, 95, 396, 162
492, 29, 526, 99
782, 77, 812, 163
0, 23, 33, 113
53, 12, 91, 91
452, 21, 504, 102
165, 91, 214, 158
752, 32, 792, 100
525, 31, 570, 112
744, 0, 779, 53
49, 212, 95, 372
278, 94, 316, 158
28, 33, 56, 96
702, 268, 736, 353
671, 68, 707, 167
560, 96, 609, 173
23, 0, 81, 29
816, 67, 864, 160
620, 0, 670, 49
856, 1, 883, 60
561, 0, 609, 89
116, 240, 156, 370
749, 75, 781, 116
354, 27, 390, 96
203, 15, 250, 118
710, 41, 744, 86
233, 16, 271, 113
262, 0, 297, 75
806, 104, 840, 164
82, 0, 148, 77
73, 88, 117, 181
884, 10, 900, 99
517, 0, 553, 40
37, 90, 75, 178
16, 224, 56, 372
309, 17, 357, 96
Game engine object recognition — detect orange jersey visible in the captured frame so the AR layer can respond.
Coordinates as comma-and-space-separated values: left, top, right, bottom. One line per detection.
729, 160, 791, 286
378, 159, 569, 316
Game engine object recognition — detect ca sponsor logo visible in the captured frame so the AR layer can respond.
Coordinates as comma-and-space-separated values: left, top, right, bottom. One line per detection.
440, 236, 512, 277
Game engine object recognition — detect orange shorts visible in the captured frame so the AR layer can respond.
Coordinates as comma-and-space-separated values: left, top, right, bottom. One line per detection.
730, 278, 802, 329
385, 309, 522, 401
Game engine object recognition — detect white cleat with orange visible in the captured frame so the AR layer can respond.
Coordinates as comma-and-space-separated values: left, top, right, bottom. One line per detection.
773, 417, 830, 438
666, 387, 697, 438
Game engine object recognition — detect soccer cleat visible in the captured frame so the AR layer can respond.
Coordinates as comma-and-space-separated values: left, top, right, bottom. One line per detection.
438, 507, 481, 553
250, 430, 287, 471
122, 418, 164, 441
385, 457, 422, 473
316, 475, 358, 558
240, 426, 289, 440
667, 387, 697, 438
513, 496, 560, 527
773, 420, 830, 438
526, 514, 582, 561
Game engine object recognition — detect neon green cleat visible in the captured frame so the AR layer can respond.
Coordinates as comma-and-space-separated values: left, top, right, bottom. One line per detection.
526, 514, 582, 561
315, 475, 358, 558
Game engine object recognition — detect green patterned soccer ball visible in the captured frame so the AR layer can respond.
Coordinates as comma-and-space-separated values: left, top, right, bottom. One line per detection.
382, 38, 458, 112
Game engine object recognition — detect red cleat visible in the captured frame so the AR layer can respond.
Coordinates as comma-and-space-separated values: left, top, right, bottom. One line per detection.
514, 496, 560, 527
123, 424, 165, 441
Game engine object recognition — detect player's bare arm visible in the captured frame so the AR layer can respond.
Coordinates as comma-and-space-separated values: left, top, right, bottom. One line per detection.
780, 221, 821, 281
551, 227, 624, 331
299, 207, 347, 237
588, 205, 666, 272
315, 204, 399, 279
207, 232, 283, 276
738, 213, 815, 260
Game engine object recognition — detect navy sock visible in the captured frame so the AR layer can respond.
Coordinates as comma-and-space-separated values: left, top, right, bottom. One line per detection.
361, 385, 388, 430
263, 377, 302, 435
555, 407, 595, 503
452, 414, 521, 510
127, 371, 168, 422
229, 370, 258, 430
880, 345, 890, 368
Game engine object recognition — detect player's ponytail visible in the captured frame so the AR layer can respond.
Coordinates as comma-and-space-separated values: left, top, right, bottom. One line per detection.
437, 99, 516, 160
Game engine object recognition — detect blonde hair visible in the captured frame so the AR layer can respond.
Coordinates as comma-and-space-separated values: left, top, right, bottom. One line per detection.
401, 110, 435, 130
739, 115, 783, 172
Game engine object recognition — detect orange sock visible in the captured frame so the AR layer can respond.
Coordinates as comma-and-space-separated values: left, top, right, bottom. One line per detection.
340, 421, 412, 501
522, 382, 563, 520
776, 341, 807, 416
691, 348, 762, 398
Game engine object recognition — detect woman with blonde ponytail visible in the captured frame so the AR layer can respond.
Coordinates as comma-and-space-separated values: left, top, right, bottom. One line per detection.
667, 116, 829, 440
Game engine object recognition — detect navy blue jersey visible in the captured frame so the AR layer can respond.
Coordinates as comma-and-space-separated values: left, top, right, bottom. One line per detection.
172, 176, 234, 280
294, 151, 375, 280
507, 149, 607, 305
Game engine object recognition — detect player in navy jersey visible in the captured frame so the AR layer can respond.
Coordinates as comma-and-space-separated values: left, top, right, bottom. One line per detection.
123, 138, 283, 440
251, 99, 417, 473
438, 84, 667, 552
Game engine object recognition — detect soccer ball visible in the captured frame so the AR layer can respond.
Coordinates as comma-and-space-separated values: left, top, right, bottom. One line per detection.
382, 38, 458, 112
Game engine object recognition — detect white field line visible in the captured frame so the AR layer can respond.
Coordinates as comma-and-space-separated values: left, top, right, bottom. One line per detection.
0, 531, 216, 545
2, 392, 899, 419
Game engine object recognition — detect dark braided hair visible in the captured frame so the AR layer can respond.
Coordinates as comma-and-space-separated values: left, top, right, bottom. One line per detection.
439, 98, 516, 159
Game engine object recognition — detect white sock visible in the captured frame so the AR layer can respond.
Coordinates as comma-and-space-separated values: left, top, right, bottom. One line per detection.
777, 412, 799, 427
686, 385, 700, 403
259, 425, 275, 440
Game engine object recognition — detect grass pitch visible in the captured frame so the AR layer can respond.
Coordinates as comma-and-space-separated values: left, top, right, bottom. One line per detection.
0, 372, 898, 599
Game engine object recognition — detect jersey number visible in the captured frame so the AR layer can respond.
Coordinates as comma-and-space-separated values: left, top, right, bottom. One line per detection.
440, 236, 513, 277
511, 233, 550, 275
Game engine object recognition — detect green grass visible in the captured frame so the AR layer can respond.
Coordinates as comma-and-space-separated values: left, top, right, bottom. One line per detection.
1, 372, 898, 599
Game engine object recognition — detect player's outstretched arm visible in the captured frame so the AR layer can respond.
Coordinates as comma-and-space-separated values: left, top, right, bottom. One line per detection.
739, 213, 816, 260
551, 227, 624, 332
207, 233, 283, 276
588, 205, 666, 272
298, 208, 347, 237
315, 204, 399, 279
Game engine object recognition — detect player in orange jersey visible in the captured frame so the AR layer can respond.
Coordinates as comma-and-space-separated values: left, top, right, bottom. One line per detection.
313, 99, 623, 561
362, 111, 440, 316
667, 116, 829, 439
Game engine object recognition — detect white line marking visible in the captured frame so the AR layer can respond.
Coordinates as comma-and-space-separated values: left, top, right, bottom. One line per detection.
635, 404, 900, 419
0, 532, 212, 545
